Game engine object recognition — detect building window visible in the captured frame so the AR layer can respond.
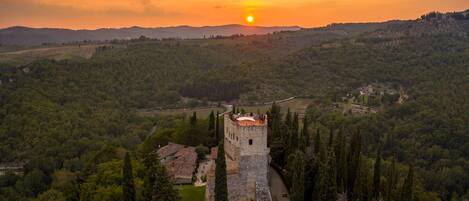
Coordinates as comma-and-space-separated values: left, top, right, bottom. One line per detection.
249, 139, 253, 145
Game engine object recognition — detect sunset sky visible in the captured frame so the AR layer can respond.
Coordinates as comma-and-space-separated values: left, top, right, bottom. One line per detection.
1, 0, 469, 29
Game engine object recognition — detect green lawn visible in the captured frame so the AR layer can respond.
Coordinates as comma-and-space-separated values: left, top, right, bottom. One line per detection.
177, 185, 205, 201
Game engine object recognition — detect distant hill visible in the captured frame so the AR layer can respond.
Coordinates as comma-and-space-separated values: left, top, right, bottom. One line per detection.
0, 24, 301, 45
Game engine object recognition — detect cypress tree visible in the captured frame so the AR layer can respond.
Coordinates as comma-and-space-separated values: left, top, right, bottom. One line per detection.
215, 141, 228, 201
232, 105, 236, 114
385, 157, 398, 201
288, 113, 299, 153
314, 128, 321, 155
347, 129, 362, 199
209, 111, 215, 131
142, 165, 156, 201
372, 148, 382, 201
400, 165, 414, 201
334, 130, 347, 193
285, 108, 292, 128
190, 112, 197, 126
122, 152, 136, 201
328, 127, 334, 147
215, 111, 220, 143
313, 149, 337, 201
354, 159, 371, 201
292, 113, 299, 134
142, 153, 179, 201
153, 161, 180, 201
302, 115, 310, 147
290, 151, 305, 201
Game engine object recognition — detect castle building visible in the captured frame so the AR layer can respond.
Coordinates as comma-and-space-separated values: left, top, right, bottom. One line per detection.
205, 113, 272, 201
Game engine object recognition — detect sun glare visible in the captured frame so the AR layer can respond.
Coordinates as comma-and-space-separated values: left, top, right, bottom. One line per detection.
246, 15, 254, 24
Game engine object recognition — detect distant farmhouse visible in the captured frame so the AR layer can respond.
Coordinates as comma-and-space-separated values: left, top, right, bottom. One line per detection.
157, 143, 198, 184
0, 163, 24, 176
205, 113, 272, 201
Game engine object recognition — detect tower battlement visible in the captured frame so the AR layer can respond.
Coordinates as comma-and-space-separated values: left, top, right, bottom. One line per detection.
224, 113, 269, 161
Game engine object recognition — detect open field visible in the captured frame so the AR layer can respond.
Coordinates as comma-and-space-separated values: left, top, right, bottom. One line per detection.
138, 98, 313, 118
177, 185, 205, 201
238, 98, 313, 116
138, 106, 226, 118
0, 45, 102, 66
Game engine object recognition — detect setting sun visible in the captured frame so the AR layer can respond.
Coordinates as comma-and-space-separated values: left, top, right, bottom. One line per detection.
246, 15, 255, 24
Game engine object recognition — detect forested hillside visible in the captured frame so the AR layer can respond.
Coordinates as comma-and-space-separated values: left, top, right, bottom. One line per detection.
0, 12, 469, 201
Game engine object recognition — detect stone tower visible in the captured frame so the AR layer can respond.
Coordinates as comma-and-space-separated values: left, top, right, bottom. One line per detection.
205, 113, 272, 201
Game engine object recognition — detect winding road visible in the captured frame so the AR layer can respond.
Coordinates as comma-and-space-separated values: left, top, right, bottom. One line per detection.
270, 167, 290, 201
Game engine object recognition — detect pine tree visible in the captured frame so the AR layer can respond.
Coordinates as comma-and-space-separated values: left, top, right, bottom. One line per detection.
215, 141, 228, 201
290, 151, 305, 201
372, 148, 382, 201
400, 165, 414, 201
122, 152, 136, 201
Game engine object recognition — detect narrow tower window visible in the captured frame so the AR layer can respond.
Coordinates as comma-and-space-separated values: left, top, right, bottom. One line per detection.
249, 139, 253, 145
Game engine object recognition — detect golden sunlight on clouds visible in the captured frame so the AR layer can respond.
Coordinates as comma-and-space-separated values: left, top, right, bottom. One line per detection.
1, 0, 469, 29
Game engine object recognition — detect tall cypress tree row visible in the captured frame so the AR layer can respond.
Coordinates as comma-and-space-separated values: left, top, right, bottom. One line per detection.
290, 151, 305, 201
372, 148, 382, 201
122, 152, 136, 201
215, 141, 228, 201
400, 165, 414, 201
313, 148, 337, 201
354, 159, 371, 201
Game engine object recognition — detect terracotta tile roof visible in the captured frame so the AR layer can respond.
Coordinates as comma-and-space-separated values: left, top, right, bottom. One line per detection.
159, 145, 197, 182
157, 143, 184, 159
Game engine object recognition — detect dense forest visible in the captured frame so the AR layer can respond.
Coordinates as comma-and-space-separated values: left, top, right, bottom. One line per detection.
0, 14, 469, 201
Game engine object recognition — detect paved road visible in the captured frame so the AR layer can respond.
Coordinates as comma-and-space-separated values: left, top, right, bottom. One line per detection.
270, 167, 290, 201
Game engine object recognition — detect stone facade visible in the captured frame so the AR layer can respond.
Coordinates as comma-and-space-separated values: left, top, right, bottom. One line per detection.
205, 114, 272, 201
